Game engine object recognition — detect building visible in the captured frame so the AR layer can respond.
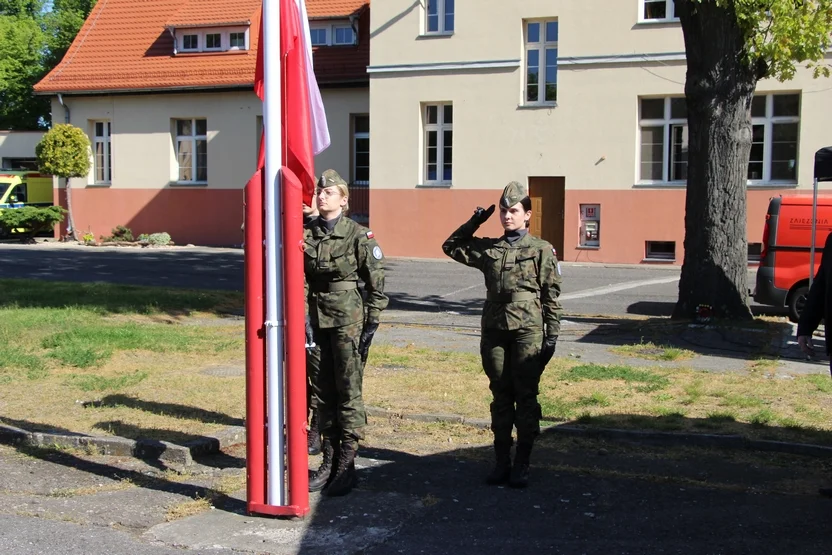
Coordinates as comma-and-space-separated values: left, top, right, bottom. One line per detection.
368, 0, 832, 263
33, 0, 370, 246
0, 131, 45, 170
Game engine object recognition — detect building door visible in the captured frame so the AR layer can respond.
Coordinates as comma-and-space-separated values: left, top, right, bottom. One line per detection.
528, 176, 565, 256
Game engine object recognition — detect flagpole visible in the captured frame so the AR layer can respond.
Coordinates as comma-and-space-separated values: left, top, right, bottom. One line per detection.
263, 0, 286, 506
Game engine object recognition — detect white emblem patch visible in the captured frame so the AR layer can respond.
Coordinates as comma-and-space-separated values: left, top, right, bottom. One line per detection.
372, 246, 383, 260
556, 262, 562, 276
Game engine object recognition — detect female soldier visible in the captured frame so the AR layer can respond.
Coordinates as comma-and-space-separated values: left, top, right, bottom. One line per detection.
442, 181, 562, 488
304, 169, 388, 497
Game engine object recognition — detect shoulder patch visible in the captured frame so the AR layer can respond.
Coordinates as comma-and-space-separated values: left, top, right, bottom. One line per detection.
372, 245, 383, 260
366, 230, 374, 239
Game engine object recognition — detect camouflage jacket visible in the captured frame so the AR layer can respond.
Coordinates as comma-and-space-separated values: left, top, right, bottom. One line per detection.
442, 222, 562, 334
304, 215, 389, 329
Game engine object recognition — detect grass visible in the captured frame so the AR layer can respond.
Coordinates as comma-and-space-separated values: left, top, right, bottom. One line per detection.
0, 280, 245, 442
611, 341, 695, 362
363, 344, 832, 445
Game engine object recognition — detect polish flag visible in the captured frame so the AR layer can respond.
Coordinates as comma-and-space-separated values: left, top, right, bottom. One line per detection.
251, 0, 330, 205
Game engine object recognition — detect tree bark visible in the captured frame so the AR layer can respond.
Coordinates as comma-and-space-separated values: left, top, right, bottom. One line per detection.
672, 0, 764, 321
64, 177, 78, 241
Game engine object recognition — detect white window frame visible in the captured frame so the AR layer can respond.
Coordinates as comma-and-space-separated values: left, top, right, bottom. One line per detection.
422, 103, 453, 186
638, 97, 688, 184
749, 93, 800, 184
639, 0, 678, 22
174, 118, 208, 184
309, 22, 356, 46
176, 27, 249, 53
204, 32, 222, 51
92, 120, 112, 184
353, 115, 369, 186
425, 0, 454, 35
524, 19, 558, 105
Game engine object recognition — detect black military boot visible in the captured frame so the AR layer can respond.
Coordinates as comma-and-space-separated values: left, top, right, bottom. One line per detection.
509, 442, 533, 488
324, 442, 358, 497
307, 411, 321, 456
308, 438, 338, 492
485, 439, 513, 485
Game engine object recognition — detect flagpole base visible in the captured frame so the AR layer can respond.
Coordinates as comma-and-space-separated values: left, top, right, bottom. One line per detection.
248, 501, 310, 518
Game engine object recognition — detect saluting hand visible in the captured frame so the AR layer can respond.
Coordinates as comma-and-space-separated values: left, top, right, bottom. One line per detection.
305, 314, 316, 349
470, 204, 496, 227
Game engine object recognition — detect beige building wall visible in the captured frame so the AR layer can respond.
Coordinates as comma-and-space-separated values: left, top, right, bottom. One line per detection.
368, 0, 832, 262
0, 131, 45, 163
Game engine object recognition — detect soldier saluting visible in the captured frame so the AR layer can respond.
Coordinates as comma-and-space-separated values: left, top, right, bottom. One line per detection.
442, 181, 562, 488
304, 169, 388, 497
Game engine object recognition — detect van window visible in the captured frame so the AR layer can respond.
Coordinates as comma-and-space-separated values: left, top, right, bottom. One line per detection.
0, 184, 9, 202
13, 184, 26, 203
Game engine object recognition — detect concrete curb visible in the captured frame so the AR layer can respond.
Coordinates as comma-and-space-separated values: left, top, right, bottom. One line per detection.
0, 424, 246, 466
365, 406, 832, 459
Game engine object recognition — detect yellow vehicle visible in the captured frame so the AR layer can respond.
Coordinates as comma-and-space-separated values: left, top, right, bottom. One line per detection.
0, 170, 53, 208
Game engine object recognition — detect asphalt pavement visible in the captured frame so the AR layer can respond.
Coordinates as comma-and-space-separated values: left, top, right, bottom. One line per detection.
0, 242, 779, 318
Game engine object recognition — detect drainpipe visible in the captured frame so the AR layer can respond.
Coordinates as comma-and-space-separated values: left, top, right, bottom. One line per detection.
57, 93, 70, 123
349, 14, 358, 43
167, 27, 178, 54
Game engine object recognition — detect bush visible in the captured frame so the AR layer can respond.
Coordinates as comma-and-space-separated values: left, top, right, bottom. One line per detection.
35, 124, 91, 178
145, 232, 171, 246
101, 225, 134, 243
0, 206, 66, 240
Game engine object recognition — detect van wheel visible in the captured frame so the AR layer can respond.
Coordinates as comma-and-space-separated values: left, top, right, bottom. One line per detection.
788, 285, 809, 323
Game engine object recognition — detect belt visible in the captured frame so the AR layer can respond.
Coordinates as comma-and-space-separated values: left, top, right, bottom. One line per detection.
486, 291, 537, 302
311, 281, 358, 293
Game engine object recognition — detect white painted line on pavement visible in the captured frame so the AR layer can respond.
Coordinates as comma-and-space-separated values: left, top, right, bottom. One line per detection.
440, 283, 482, 298
559, 276, 680, 301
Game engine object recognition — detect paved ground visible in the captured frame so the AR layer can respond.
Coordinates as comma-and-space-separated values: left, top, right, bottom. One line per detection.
0, 242, 782, 319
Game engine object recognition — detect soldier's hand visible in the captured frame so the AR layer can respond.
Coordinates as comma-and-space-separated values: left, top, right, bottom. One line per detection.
470, 204, 496, 227
305, 314, 316, 350
358, 321, 379, 363
540, 335, 558, 368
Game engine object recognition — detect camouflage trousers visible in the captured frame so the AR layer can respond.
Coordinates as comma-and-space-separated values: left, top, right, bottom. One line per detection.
480, 327, 544, 444
306, 343, 321, 412
311, 321, 366, 445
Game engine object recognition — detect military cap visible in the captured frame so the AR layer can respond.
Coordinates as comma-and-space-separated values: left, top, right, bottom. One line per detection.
500, 181, 528, 208
318, 169, 347, 189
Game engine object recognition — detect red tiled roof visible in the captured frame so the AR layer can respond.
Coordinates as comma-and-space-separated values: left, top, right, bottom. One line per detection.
34, 0, 370, 94
167, 0, 258, 27
307, 0, 366, 19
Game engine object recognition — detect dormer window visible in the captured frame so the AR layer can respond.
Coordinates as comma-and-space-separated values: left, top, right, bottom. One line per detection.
205, 33, 222, 50
173, 27, 249, 53
309, 21, 356, 46
183, 34, 198, 50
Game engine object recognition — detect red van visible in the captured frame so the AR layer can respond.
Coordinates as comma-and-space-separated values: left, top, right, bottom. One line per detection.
754, 195, 832, 321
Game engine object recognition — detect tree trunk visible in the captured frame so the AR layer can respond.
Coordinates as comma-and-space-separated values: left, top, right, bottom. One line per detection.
672, 0, 764, 321
64, 177, 78, 241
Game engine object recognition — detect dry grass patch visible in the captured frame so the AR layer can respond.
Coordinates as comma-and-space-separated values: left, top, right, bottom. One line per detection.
165, 496, 213, 521
365, 346, 832, 444
0, 280, 245, 441
610, 341, 695, 362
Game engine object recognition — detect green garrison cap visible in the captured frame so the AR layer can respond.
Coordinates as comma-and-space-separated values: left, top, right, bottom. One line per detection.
318, 169, 347, 188
500, 181, 528, 208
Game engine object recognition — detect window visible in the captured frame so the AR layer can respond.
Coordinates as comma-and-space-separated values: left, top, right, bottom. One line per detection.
524, 20, 558, 104
640, 0, 677, 21
334, 25, 355, 45
639, 97, 688, 182
175, 119, 207, 183
1, 157, 37, 170
423, 104, 453, 184
230, 32, 245, 48
748, 93, 800, 182
353, 115, 369, 185
748, 242, 762, 262
310, 28, 328, 46
646, 241, 676, 261
93, 121, 112, 183
183, 34, 198, 50
205, 33, 221, 49
426, 0, 454, 33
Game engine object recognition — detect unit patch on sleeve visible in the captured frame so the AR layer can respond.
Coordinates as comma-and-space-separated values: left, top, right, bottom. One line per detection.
372, 246, 383, 260
366, 231, 374, 239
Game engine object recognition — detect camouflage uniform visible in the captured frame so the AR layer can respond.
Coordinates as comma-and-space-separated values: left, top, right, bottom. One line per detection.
304, 212, 322, 455
303, 179, 388, 448
442, 182, 562, 452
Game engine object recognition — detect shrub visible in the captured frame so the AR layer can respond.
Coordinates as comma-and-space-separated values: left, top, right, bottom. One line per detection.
146, 232, 171, 246
35, 124, 91, 178
101, 225, 134, 243
0, 206, 66, 240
